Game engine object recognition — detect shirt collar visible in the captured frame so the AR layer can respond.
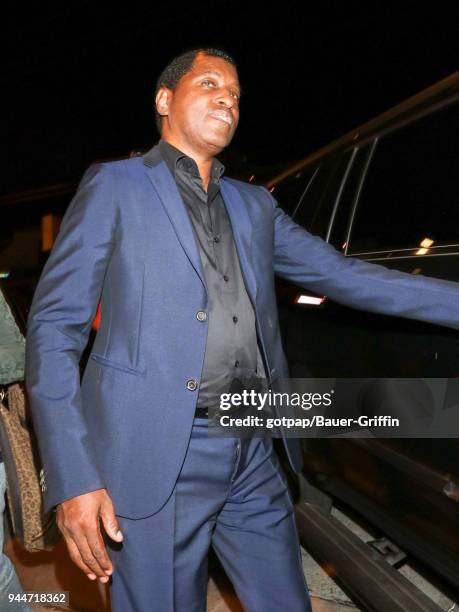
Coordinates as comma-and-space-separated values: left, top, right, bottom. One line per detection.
158, 139, 225, 182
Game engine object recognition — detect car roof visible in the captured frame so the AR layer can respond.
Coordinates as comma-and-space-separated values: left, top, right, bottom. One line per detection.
267, 71, 459, 188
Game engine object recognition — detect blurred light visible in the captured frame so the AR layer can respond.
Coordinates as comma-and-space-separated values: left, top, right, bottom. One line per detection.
294, 294, 325, 306
269, 186, 275, 193
322, 563, 337, 577
42, 214, 60, 252
415, 248, 428, 255
420, 237, 434, 248
92, 303, 101, 332
0, 271, 10, 279
342, 241, 347, 250
248, 174, 255, 182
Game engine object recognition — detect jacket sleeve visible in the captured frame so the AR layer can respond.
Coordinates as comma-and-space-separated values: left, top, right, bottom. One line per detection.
264, 187, 459, 331
25, 163, 118, 512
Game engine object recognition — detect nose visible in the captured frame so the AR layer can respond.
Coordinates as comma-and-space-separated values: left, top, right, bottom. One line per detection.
216, 88, 235, 109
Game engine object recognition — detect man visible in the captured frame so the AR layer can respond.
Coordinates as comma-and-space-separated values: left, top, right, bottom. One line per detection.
25, 48, 459, 611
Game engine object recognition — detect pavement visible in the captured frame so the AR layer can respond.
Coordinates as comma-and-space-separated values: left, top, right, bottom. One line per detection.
4, 534, 360, 611
5, 494, 456, 611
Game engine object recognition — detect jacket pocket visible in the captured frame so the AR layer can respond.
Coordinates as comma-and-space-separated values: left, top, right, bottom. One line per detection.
89, 352, 146, 377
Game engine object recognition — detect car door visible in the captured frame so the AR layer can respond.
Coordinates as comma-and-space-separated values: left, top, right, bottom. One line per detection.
283, 98, 459, 588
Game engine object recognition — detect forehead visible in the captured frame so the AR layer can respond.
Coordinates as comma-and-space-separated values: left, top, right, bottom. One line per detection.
186, 53, 239, 85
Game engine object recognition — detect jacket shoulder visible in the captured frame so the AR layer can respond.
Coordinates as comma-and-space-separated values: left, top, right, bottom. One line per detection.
223, 177, 274, 207
76, 157, 146, 194
90, 155, 145, 176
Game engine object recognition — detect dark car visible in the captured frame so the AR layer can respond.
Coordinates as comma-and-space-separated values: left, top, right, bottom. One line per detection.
268, 72, 459, 590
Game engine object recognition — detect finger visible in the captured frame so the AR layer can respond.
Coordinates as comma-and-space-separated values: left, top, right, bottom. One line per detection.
100, 500, 123, 542
75, 533, 110, 581
86, 523, 113, 576
65, 535, 97, 580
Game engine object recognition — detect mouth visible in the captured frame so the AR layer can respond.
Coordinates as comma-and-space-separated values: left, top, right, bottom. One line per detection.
208, 110, 233, 127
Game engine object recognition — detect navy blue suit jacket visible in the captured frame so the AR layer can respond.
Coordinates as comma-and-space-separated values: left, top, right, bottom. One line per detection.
25, 145, 459, 518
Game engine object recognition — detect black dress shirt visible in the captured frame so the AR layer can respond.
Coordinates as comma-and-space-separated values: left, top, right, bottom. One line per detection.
158, 139, 265, 408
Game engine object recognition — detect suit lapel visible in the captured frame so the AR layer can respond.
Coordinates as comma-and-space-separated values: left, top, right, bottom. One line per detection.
143, 145, 257, 304
143, 147, 207, 292
220, 179, 257, 304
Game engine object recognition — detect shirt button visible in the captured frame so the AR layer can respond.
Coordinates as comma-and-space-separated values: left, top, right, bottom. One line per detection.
196, 311, 207, 321
214, 236, 220, 243
235, 360, 240, 367
186, 379, 198, 391
223, 275, 229, 282
232, 316, 238, 323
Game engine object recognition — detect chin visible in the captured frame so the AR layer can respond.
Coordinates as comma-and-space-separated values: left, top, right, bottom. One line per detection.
201, 138, 227, 154
205, 131, 234, 152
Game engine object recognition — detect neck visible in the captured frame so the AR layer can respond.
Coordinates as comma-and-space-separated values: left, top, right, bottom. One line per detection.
161, 134, 217, 191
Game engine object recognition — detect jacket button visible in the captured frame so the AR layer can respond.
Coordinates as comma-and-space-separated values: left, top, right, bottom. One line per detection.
186, 378, 198, 391
196, 311, 207, 321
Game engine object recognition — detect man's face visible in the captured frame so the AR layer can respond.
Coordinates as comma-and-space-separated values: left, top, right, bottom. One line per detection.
156, 53, 240, 157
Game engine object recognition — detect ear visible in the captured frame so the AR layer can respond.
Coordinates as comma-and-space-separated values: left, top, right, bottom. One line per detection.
155, 87, 172, 118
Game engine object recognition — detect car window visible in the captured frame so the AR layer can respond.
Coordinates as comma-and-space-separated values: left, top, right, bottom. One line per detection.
327, 146, 372, 250
269, 164, 319, 216
294, 151, 352, 238
348, 101, 459, 254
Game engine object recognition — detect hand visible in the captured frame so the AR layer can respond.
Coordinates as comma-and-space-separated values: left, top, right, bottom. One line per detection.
56, 488, 123, 583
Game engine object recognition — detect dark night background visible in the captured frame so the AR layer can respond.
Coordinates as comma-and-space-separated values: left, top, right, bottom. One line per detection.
2, 1, 458, 196
1, 7, 459, 602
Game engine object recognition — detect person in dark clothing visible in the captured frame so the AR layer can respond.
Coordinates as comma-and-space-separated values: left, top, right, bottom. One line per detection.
0, 286, 30, 611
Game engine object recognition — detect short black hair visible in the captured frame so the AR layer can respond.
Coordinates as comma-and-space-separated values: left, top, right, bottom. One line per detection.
154, 47, 237, 134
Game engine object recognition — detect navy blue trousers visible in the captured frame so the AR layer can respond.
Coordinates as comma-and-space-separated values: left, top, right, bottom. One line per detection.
108, 418, 311, 611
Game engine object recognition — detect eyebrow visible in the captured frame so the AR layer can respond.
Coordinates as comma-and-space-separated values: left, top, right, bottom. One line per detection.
196, 70, 242, 95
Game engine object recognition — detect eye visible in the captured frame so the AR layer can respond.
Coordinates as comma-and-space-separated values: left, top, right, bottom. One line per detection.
230, 90, 241, 101
201, 78, 216, 88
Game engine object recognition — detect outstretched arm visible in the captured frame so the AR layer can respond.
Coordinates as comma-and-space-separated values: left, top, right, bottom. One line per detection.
265, 188, 459, 331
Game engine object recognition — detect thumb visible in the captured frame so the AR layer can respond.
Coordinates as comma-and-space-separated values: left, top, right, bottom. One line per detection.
100, 499, 123, 542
